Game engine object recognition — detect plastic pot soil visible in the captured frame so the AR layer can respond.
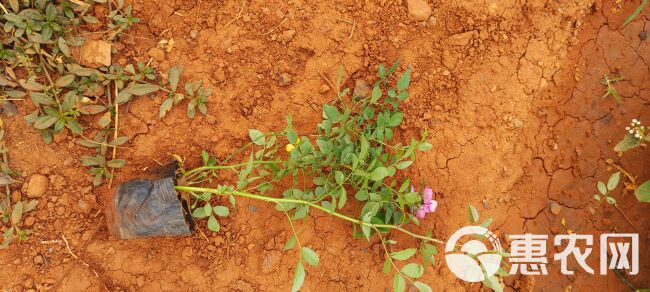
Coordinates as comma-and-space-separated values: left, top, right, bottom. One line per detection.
106, 163, 194, 239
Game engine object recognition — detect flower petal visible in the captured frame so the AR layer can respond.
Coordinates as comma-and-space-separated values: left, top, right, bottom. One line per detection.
428, 200, 438, 213
423, 187, 433, 203
415, 207, 427, 219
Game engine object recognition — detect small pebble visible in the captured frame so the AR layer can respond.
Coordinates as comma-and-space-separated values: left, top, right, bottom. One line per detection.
26, 174, 49, 198
278, 73, 292, 87
33, 255, 44, 265
550, 201, 562, 215
319, 84, 330, 93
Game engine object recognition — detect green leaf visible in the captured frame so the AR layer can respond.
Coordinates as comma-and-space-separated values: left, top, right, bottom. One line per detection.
635, 180, 650, 202
418, 142, 432, 151
480, 217, 494, 228
80, 155, 104, 167
393, 274, 406, 292
482, 275, 503, 292
606, 196, 617, 205
316, 139, 332, 154
404, 192, 419, 204
106, 159, 126, 168
395, 160, 413, 169
83, 15, 99, 24
79, 105, 107, 115
593, 194, 601, 201
597, 181, 607, 195
361, 213, 372, 240
301, 247, 319, 266
207, 215, 220, 232
212, 206, 229, 217
421, 243, 437, 266
34, 116, 59, 130
337, 187, 347, 209
322, 104, 341, 122
31, 92, 56, 105
291, 262, 305, 292
401, 263, 424, 278
98, 112, 112, 128
8, 0, 18, 12
168, 65, 184, 92
371, 83, 382, 103
58, 37, 70, 57
187, 99, 196, 119
248, 129, 265, 145
397, 68, 411, 91
287, 129, 298, 144
55, 75, 75, 87
11, 201, 23, 225
614, 134, 641, 153
20, 78, 46, 91
390, 248, 417, 261
23, 200, 39, 213
109, 136, 129, 146
192, 207, 208, 218
159, 98, 173, 118
388, 112, 403, 127
370, 167, 389, 181
382, 259, 391, 274
284, 235, 296, 251
335, 171, 345, 185
413, 281, 432, 292
607, 172, 621, 191
128, 84, 160, 96
468, 204, 479, 223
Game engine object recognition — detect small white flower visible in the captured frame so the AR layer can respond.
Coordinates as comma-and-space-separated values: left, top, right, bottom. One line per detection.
635, 134, 640, 138
633, 119, 638, 123
626, 127, 630, 130
629, 130, 634, 134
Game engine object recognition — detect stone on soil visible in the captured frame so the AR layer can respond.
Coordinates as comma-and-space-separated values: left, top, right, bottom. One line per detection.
405, 0, 432, 22
550, 201, 562, 215
79, 40, 112, 68
448, 31, 475, 46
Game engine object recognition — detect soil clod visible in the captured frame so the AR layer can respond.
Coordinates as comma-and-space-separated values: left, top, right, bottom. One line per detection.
26, 174, 49, 198
405, 0, 432, 22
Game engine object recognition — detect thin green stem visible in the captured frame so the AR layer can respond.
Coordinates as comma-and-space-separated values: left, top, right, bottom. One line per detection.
175, 185, 444, 244
182, 160, 283, 179
374, 226, 414, 285
280, 204, 302, 251
220, 132, 283, 165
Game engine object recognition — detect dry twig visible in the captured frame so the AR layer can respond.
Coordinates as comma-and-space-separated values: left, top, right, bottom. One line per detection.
259, 18, 287, 36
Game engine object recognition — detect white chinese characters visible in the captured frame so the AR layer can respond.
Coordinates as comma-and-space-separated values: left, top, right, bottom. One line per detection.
507, 233, 638, 276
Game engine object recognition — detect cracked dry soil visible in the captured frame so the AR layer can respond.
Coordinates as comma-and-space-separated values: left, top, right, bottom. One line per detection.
1, 0, 649, 291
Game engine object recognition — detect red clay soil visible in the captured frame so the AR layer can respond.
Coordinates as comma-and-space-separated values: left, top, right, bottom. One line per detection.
1, 0, 649, 291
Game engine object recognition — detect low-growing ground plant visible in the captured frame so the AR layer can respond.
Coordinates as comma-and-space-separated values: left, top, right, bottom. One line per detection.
173, 62, 508, 291
0, 117, 38, 248
1, 1, 211, 186
602, 75, 624, 104
612, 119, 650, 203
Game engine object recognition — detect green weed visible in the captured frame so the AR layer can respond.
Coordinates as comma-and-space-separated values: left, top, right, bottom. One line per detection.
0, 117, 37, 248
174, 62, 507, 292
614, 119, 650, 203
1, 1, 210, 186
602, 75, 624, 104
